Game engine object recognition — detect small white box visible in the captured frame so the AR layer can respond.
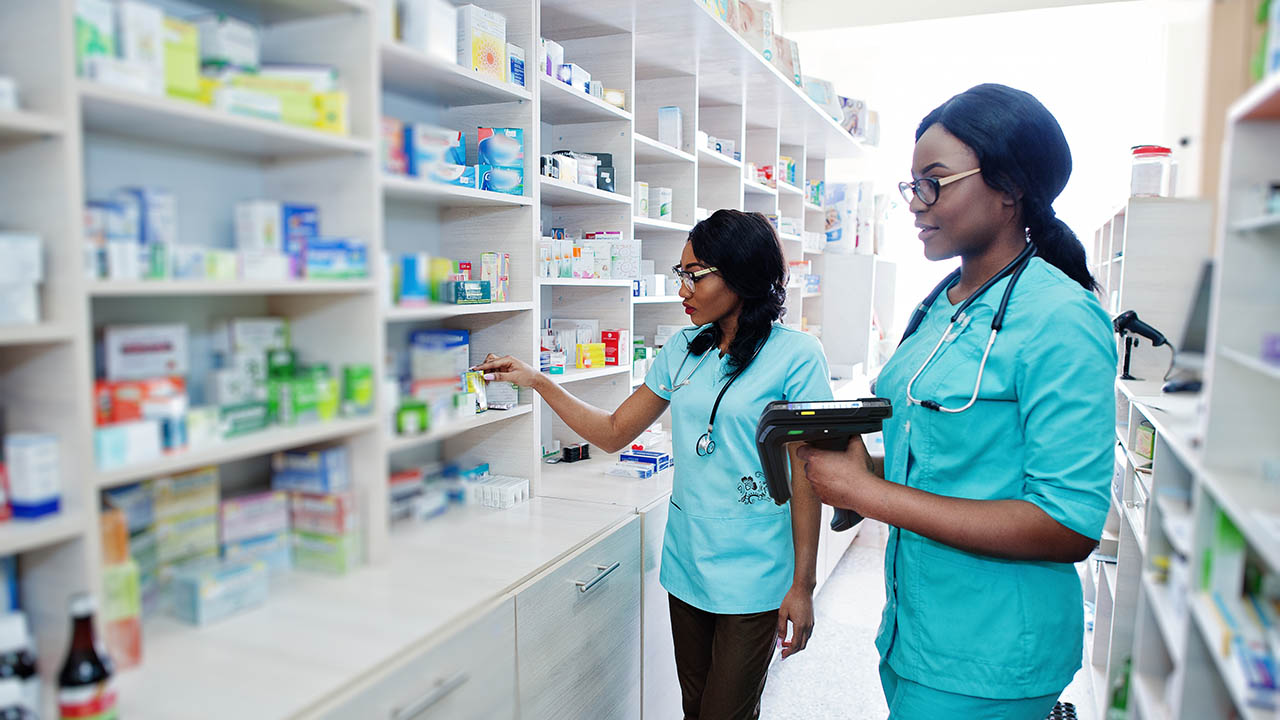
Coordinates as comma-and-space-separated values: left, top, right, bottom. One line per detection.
0, 234, 44, 284
84, 55, 153, 94
658, 106, 683, 150
634, 181, 649, 217
401, 0, 456, 64
456, 4, 506, 82
116, 0, 165, 95
0, 284, 39, 325
234, 200, 283, 253
4, 433, 60, 517
557, 63, 589, 93
0, 76, 17, 111
649, 187, 673, 220
212, 317, 288, 358
195, 14, 259, 72
239, 250, 291, 281
541, 38, 564, 77
94, 420, 162, 471
103, 323, 189, 381
650, 274, 666, 298
106, 239, 141, 281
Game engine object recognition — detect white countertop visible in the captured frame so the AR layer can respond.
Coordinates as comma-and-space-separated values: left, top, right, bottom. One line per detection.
117, 497, 634, 720
539, 453, 675, 511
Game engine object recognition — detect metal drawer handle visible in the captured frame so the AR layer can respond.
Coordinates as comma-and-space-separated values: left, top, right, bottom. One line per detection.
575, 562, 621, 594
391, 671, 470, 720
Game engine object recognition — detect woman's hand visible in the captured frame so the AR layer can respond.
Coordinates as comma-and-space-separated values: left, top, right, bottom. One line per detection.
777, 584, 814, 659
796, 435, 881, 516
471, 353, 543, 389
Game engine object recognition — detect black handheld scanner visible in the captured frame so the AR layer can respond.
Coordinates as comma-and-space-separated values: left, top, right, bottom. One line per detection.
755, 398, 892, 532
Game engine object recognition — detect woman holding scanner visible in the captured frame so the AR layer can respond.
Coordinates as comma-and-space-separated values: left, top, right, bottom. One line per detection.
474, 209, 833, 720
798, 84, 1116, 718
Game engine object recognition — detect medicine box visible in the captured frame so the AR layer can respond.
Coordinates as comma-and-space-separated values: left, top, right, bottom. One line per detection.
382, 117, 408, 175
289, 490, 358, 536
401, 0, 457, 64
0, 234, 44, 286
541, 38, 564, 77
0, 284, 38, 326
219, 401, 269, 438
507, 43, 525, 87
602, 330, 631, 366
428, 164, 477, 187
154, 467, 219, 521
606, 461, 655, 480
456, 4, 506, 83
409, 328, 470, 382
194, 13, 259, 72
477, 127, 523, 166
105, 615, 142, 670
441, 280, 491, 304
292, 530, 361, 574
169, 559, 269, 626
94, 420, 163, 471
163, 17, 200, 100
575, 342, 606, 369
102, 559, 141, 623
223, 532, 292, 575
4, 433, 60, 518
620, 449, 672, 472
212, 317, 289, 359
478, 165, 523, 195
271, 447, 351, 494
235, 200, 282, 253
306, 238, 368, 280
156, 509, 219, 565
405, 124, 466, 177
103, 482, 155, 534
557, 63, 590, 93
220, 491, 289, 545
116, 1, 165, 95
658, 106, 683, 150
102, 323, 189, 381
75, 0, 117, 75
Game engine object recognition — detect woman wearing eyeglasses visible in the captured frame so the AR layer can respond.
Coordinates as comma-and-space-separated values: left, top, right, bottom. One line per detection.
798, 84, 1117, 718
475, 209, 832, 719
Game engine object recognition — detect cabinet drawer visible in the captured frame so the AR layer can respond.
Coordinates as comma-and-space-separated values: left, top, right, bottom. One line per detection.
642, 501, 681, 720
518, 516, 642, 720
319, 599, 516, 720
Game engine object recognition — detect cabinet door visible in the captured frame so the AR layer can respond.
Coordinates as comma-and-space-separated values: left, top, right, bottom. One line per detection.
642, 501, 682, 720
517, 516, 642, 720
319, 598, 516, 720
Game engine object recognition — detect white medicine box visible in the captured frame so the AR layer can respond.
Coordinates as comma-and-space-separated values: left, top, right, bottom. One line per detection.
194, 13, 259, 72
658, 106, 683, 150
401, 0, 456, 64
235, 200, 283, 253
103, 323, 189, 381
456, 4, 506, 83
116, 0, 165, 95
0, 234, 45, 285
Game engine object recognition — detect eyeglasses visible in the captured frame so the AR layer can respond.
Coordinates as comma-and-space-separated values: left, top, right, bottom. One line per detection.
671, 265, 718, 292
898, 167, 982, 206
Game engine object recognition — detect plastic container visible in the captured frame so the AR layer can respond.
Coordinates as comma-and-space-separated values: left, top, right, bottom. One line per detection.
1130, 145, 1176, 198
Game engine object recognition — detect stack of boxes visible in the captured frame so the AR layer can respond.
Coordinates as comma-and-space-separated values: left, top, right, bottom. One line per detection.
390, 3, 524, 89
539, 150, 616, 194
394, 328, 471, 436
536, 231, 640, 281
75, 1, 349, 134
0, 234, 43, 326
537, 36, 625, 108
540, 320, 631, 374
154, 468, 220, 581
272, 447, 361, 575
387, 250, 511, 306
383, 121, 525, 197
99, 507, 143, 668
102, 482, 159, 614
219, 490, 290, 575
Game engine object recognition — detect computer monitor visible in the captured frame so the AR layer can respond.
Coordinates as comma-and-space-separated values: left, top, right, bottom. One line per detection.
1173, 260, 1213, 373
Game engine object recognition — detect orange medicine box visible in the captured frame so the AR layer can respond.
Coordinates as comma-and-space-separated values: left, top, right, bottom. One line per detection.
94, 376, 186, 425
100, 507, 130, 565
289, 490, 357, 536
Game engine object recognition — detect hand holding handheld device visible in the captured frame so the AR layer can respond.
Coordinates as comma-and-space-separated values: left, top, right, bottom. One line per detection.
755, 398, 892, 532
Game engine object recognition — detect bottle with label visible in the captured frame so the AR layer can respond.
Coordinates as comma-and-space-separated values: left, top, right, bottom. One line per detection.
1106, 656, 1131, 720
0, 613, 38, 714
57, 594, 116, 720
0, 678, 36, 720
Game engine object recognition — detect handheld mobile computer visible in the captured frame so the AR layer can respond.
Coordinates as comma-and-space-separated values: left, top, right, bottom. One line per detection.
755, 398, 892, 532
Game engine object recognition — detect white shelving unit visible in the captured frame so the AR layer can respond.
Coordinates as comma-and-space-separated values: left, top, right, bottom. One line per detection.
1088, 73, 1280, 720
0, 0, 872, 717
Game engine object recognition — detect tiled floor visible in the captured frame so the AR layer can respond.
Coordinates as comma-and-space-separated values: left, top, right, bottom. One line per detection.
761, 521, 1097, 720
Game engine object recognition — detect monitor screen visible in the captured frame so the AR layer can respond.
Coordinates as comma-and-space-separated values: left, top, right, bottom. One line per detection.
1180, 261, 1213, 355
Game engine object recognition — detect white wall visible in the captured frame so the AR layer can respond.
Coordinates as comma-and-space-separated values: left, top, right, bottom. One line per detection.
793, 0, 1200, 336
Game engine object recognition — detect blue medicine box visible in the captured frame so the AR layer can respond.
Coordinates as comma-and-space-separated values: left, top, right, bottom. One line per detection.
169, 559, 269, 626
271, 446, 351, 494
619, 449, 672, 471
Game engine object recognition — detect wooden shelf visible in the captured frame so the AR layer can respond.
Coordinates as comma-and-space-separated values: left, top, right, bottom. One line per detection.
382, 174, 533, 207
0, 109, 63, 144
697, 146, 741, 169
548, 365, 632, 385
384, 301, 533, 323
1230, 214, 1280, 234
1220, 345, 1280, 381
387, 404, 533, 454
633, 133, 695, 164
0, 512, 85, 556
633, 217, 693, 233
0, 322, 73, 347
1230, 70, 1280, 122
539, 176, 631, 207
743, 179, 778, 197
539, 74, 631, 124
380, 42, 531, 107
1190, 593, 1269, 720
88, 279, 375, 297
95, 417, 377, 489
79, 81, 370, 159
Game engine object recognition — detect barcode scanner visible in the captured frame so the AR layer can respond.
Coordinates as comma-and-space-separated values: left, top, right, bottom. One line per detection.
755, 398, 893, 532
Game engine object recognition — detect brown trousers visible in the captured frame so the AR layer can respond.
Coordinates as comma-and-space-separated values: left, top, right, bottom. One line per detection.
668, 594, 780, 720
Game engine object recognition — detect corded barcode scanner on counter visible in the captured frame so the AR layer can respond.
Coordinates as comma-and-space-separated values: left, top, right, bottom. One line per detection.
755, 398, 893, 532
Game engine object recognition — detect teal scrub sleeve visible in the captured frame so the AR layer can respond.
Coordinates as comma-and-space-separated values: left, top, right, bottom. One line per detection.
644, 329, 693, 401
1015, 296, 1117, 540
783, 333, 835, 402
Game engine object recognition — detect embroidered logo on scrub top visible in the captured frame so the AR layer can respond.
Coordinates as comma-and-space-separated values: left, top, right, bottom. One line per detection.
737, 472, 770, 505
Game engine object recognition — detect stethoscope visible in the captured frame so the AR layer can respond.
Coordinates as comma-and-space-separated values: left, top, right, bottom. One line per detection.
899, 242, 1037, 413
659, 328, 766, 456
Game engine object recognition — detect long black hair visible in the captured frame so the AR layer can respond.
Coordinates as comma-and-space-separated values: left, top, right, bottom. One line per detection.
685, 209, 788, 370
917, 83, 1097, 292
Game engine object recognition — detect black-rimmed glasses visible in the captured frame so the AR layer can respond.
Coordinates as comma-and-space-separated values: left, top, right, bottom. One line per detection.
898, 167, 981, 206
671, 265, 718, 292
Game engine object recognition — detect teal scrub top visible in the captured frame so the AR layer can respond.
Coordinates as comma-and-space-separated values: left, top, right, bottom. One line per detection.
645, 323, 833, 615
873, 258, 1117, 700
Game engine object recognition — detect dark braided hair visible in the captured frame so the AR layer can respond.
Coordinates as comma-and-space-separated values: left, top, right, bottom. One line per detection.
685, 209, 788, 371
917, 83, 1097, 292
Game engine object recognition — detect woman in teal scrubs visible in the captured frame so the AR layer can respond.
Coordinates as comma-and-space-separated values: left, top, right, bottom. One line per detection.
799, 84, 1117, 718
476, 209, 832, 719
